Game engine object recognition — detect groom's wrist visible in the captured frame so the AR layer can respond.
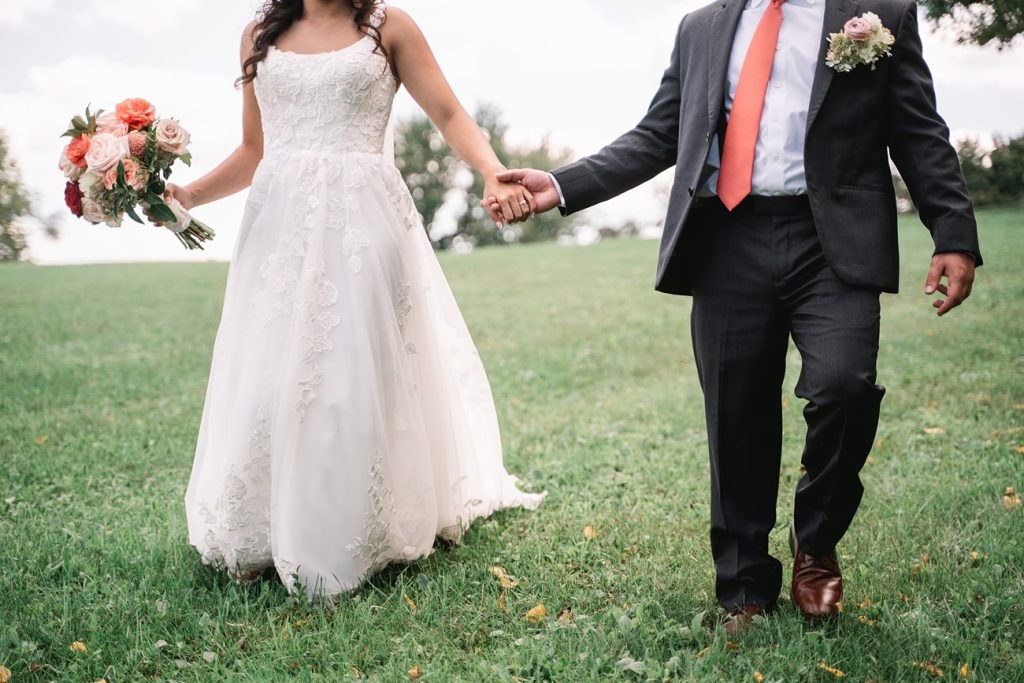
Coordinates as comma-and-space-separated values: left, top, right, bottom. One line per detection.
548, 173, 567, 209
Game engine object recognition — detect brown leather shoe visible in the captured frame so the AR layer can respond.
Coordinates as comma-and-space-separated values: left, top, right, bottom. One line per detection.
723, 604, 769, 636
789, 525, 843, 620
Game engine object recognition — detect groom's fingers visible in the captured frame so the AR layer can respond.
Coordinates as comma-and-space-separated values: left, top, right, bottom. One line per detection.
496, 169, 525, 184
937, 273, 968, 317
924, 260, 944, 295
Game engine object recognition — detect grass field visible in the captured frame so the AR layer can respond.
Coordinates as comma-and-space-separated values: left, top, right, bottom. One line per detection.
1, 208, 1022, 682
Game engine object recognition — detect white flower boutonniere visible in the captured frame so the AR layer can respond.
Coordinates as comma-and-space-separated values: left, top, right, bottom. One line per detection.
826, 13, 895, 73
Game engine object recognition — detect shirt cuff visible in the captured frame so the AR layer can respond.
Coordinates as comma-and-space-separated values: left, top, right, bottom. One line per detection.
549, 173, 566, 209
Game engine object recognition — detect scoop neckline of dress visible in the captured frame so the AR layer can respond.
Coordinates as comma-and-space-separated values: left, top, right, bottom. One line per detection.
270, 33, 371, 57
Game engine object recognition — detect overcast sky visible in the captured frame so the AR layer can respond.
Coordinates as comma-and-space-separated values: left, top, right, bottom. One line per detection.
2, 0, 1020, 264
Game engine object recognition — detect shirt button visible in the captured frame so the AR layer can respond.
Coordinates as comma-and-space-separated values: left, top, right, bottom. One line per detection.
774, 81, 783, 89
771, 153, 780, 161
772, 113, 780, 122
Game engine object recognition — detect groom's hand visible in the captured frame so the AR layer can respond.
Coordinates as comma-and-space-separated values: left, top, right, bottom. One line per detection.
482, 169, 560, 224
925, 253, 976, 316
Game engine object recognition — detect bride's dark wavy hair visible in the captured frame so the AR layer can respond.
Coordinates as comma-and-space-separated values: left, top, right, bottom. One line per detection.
237, 0, 391, 87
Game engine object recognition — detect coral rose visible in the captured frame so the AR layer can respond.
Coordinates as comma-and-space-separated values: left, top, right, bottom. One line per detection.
59, 145, 84, 180
66, 134, 91, 168
65, 181, 84, 217
843, 17, 873, 41
115, 98, 157, 130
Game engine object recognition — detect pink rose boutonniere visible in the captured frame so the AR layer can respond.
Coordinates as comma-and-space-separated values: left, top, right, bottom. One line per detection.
826, 12, 895, 73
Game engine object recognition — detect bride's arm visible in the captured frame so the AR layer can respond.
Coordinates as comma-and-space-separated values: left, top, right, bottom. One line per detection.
168, 22, 265, 210
382, 8, 533, 224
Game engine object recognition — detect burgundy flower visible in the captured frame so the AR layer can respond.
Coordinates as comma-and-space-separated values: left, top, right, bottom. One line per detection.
64, 181, 84, 217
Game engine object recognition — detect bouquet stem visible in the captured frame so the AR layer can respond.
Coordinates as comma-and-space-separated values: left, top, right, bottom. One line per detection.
176, 218, 216, 251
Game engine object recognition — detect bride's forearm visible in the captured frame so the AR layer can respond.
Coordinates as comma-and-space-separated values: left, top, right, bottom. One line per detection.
437, 110, 504, 181
184, 143, 263, 207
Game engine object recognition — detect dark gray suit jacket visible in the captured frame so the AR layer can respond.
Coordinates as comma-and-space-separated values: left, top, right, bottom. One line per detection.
551, 0, 982, 296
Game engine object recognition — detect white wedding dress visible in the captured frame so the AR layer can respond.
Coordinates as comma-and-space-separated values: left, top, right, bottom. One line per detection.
184, 6, 544, 598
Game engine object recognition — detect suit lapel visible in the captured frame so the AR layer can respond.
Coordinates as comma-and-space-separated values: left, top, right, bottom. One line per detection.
806, 0, 860, 133
707, 0, 747, 131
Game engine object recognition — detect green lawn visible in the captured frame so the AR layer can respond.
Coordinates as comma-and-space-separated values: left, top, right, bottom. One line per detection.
1, 208, 1022, 682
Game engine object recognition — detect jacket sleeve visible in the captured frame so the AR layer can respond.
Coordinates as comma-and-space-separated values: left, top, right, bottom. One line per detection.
551, 17, 686, 216
885, 2, 982, 265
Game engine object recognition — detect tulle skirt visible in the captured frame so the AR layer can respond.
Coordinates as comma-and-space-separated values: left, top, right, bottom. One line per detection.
184, 150, 544, 597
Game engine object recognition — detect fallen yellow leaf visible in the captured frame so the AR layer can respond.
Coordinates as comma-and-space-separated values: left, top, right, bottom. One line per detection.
558, 608, 572, 622
352, 667, 361, 679
497, 589, 507, 612
70, 641, 87, 653
859, 598, 872, 609
0, 665, 11, 683
524, 604, 546, 622
925, 328, 935, 336
725, 641, 740, 651
960, 663, 970, 678
489, 566, 519, 588
695, 647, 711, 660
915, 661, 944, 677
1006, 427, 1023, 435
926, 400, 939, 409
1015, 446, 1024, 455
293, 619, 309, 628
857, 615, 876, 626
753, 672, 765, 683
583, 525, 598, 540
835, 601, 845, 614
1015, 403, 1024, 411
817, 662, 845, 678
408, 665, 422, 680
404, 594, 417, 611
923, 427, 945, 435
866, 455, 876, 465
1003, 486, 1022, 510
970, 551, 980, 565
34, 435, 48, 446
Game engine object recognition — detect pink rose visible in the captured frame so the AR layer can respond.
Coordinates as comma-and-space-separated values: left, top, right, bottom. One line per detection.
102, 157, 146, 191
95, 111, 130, 137
843, 17, 872, 42
154, 119, 191, 155
84, 133, 130, 173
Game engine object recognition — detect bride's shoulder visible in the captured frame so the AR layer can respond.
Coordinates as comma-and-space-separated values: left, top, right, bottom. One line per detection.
240, 20, 259, 57
376, 5, 423, 48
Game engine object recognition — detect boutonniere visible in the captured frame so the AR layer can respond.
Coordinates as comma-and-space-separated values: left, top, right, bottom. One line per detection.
825, 13, 895, 73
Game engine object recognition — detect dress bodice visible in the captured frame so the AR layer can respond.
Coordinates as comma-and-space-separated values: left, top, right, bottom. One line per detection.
254, 10, 396, 158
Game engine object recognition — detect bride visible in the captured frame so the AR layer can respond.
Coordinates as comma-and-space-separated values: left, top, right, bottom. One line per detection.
170, 0, 545, 598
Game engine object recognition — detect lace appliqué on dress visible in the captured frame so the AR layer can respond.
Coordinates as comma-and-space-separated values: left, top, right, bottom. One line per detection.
346, 449, 395, 571
296, 263, 341, 421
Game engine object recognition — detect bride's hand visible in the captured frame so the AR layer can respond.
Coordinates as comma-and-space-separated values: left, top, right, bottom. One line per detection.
145, 183, 197, 226
483, 176, 536, 227
164, 183, 197, 210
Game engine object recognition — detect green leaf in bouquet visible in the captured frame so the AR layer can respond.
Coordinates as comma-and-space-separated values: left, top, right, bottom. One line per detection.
117, 161, 127, 188
163, 167, 173, 180
147, 199, 178, 224
60, 128, 81, 139
179, 153, 192, 167
144, 191, 164, 206
125, 204, 145, 225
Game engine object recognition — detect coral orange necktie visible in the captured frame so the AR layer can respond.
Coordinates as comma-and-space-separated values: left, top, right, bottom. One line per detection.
718, 0, 787, 211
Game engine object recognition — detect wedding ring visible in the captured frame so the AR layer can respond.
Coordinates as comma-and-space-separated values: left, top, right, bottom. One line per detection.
519, 200, 529, 207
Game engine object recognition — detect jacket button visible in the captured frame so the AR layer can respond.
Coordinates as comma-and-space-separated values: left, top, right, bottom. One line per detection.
688, 186, 695, 196
706, 132, 713, 141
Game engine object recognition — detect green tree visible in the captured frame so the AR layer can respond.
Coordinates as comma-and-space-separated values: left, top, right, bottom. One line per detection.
395, 105, 575, 250
0, 131, 33, 262
921, 0, 1024, 47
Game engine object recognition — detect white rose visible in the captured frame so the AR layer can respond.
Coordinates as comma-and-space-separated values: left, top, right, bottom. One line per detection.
155, 119, 191, 156
96, 111, 129, 137
78, 171, 102, 196
84, 133, 130, 173
59, 145, 83, 180
81, 197, 106, 224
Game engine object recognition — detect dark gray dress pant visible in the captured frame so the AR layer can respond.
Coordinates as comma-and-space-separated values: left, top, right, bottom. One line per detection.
687, 197, 885, 610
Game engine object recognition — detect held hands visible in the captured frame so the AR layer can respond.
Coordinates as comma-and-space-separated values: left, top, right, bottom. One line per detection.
481, 169, 560, 226
925, 253, 976, 316
482, 174, 536, 228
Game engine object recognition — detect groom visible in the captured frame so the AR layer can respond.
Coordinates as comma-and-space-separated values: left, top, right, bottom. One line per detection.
492, 0, 981, 631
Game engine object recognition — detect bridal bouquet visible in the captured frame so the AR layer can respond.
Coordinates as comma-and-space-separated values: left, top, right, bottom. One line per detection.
59, 98, 215, 250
